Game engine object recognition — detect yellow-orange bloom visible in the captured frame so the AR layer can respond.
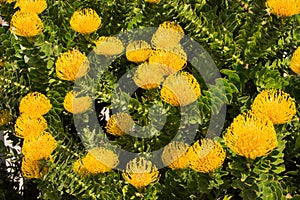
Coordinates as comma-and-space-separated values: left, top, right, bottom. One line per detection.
63, 91, 92, 114
133, 62, 169, 90
148, 46, 187, 74
70, 8, 101, 34
161, 71, 201, 106
0, 110, 12, 126
291, 47, 300, 75
73, 159, 87, 175
55, 49, 89, 81
126, 40, 152, 63
106, 112, 134, 136
19, 92, 52, 118
22, 132, 57, 160
266, 0, 300, 17
15, 0, 47, 14
15, 114, 47, 138
10, 11, 43, 37
0, 61, 5, 67
159, 21, 184, 34
94, 36, 124, 56
21, 158, 48, 179
187, 139, 226, 173
152, 21, 184, 48
161, 141, 190, 170
224, 112, 278, 159
145, 0, 160, 3
122, 157, 160, 189
251, 90, 296, 125
82, 147, 119, 174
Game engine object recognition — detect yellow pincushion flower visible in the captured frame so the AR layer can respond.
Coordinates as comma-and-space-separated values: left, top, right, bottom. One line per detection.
15, 114, 47, 138
63, 91, 92, 114
126, 40, 152, 63
161, 141, 190, 170
0, 110, 12, 126
290, 47, 300, 75
82, 147, 119, 174
15, 0, 47, 14
122, 157, 160, 189
145, 0, 160, 3
94, 36, 124, 56
106, 112, 134, 136
0, 61, 5, 67
224, 112, 278, 159
161, 71, 201, 106
21, 158, 48, 179
159, 21, 184, 33
266, 0, 300, 17
55, 49, 89, 81
187, 139, 226, 173
10, 11, 43, 37
73, 159, 87, 175
22, 132, 57, 160
70, 8, 101, 34
151, 21, 184, 48
133, 62, 168, 90
251, 90, 296, 125
19, 92, 52, 118
149, 46, 187, 74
